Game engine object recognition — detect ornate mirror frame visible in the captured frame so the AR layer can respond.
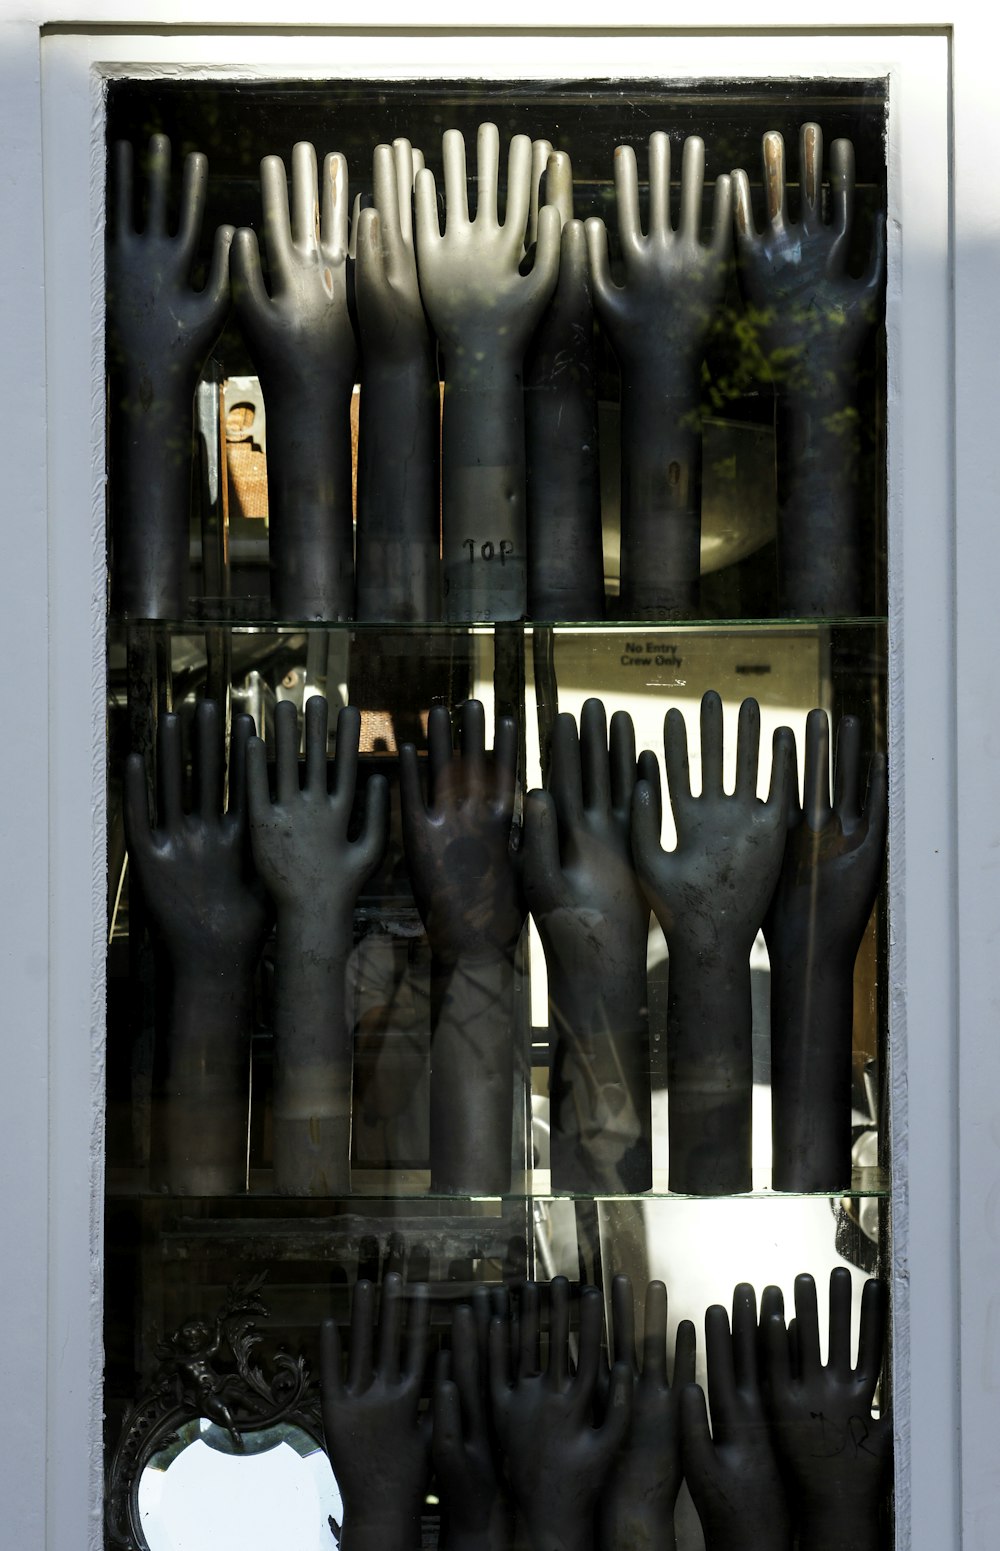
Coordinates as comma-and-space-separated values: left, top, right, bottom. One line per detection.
105, 1276, 326, 1551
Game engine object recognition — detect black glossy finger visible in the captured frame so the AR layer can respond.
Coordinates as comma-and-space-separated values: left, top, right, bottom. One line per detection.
230, 227, 271, 315
699, 691, 725, 798
585, 216, 619, 318
489, 1314, 513, 1425
547, 1276, 571, 1391
759, 1283, 785, 1330
493, 714, 518, 816
291, 141, 319, 250
731, 1283, 759, 1392
833, 715, 863, 826
332, 705, 361, 805
764, 1311, 793, 1399
517, 1281, 540, 1380
704, 1304, 736, 1439
762, 130, 787, 228
273, 699, 300, 804
758, 1285, 785, 1386
648, 131, 671, 236
732, 167, 757, 245
451, 1304, 481, 1420
324, 153, 350, 256
144, 133, 171, 240
202, 224, 233, 318
442, 127, 470, 228
227, 713, 255, 829
636, 751, 662, 832
177, 150, 208, 269
856, 1276, 887, 1395
397, 140, 421, 245
792, 1274, 822, 1383
543, 148, 574, 228
830, 136, 856, 244
347, 1279, 375, 1391
194, 700, 223, 819
303, 695, 329, 793
506, 126, 535, 235
414, 166, 442, 254
355, 206, 387, 300
320, 1316, 345, 1406
556, 216, 588, 308
800, 122, 823, 233
613, 144, 642, 257
641, 1279, 667, 1384
679, 135, 706, 241
550, 712, 584, 829
710, 173, 733, 260
828, 1266, 854, 1381
580, 698, 611, 814
528, 138, 553, 248
259, 154, 295, 276
673, 1317, 697, 1390
574, 1284, 605, 1401
460, 699, 487, 795
611, 1273, 637, 1370
404, 1282, 431, 1382
372, 143, 401, 248
609, 710, 638, 815
769, 726, 797, 816
803, 708, 832, 830
864, 208, 887, 291
427, 703, 454, 808
477, 122, 501, 229
376, 1271, 403, 1383
734, 696, 761, 799
245, 736, 271, 827
663, 707, 692, 809
630, 779, 665, 882
399, 742, 425, 829
156, 713, 184, 831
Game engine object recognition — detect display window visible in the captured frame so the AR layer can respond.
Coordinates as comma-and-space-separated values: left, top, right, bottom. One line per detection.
103, 68, 892, 1550
18, 23, 963, 1551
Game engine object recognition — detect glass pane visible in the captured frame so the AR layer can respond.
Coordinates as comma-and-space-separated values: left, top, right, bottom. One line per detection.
105, 70, 890, 1551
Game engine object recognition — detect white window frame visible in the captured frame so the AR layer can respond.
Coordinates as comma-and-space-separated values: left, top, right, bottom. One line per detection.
3, 11, 997, 1550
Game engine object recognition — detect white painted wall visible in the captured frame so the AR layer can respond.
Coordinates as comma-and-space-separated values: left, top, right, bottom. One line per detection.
0, 9, 996, 1551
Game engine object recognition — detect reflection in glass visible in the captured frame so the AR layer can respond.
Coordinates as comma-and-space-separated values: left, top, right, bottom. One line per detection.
138, 1419, 341, 1551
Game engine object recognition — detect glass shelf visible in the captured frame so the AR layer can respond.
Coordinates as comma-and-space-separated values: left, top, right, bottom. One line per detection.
107, 613, 890, 633
105, 1166, 890, 1202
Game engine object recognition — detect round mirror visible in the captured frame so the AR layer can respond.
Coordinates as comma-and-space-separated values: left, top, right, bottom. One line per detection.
137, 1419, 342, 1551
